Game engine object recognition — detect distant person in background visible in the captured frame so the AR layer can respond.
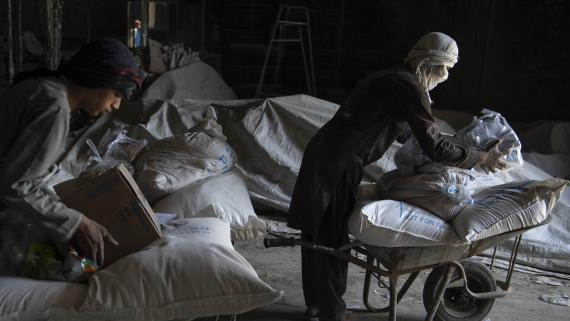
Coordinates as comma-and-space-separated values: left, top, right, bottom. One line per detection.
0, 38, 145, 269
287, 32, 508, 321
130, 19, 144, 48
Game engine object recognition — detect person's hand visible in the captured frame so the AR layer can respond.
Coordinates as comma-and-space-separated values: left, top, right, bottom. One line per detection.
72, 217, 118, 265
479, 140, 508, 174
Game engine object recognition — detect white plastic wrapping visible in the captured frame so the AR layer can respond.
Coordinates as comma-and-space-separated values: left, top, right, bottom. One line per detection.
394, 109, 523, 173
80, 130, 147, 179
454, 109, 523, 172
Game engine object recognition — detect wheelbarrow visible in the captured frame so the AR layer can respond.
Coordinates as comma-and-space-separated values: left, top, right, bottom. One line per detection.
264, 217, 550, 321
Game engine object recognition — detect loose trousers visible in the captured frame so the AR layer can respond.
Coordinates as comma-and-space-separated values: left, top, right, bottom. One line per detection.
301, 163, 360, 321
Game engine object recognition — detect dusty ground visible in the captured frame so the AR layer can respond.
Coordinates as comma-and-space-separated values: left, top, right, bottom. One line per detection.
218, 237, 570, 321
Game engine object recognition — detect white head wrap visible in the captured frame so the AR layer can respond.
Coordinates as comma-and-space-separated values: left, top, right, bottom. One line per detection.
404, 32, 458, 98
404, 32, 459, 68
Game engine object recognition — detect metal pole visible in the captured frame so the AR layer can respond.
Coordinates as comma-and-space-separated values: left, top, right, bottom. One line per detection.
425, 264, 453, 321
305, 7, 316, 95
388, 274, 399, 321
86, 0, 92, 43
42, 0, 63, 71
13, 0, 23, 75
489, 245, 498, 271
505, 235, 523, 287
200, 0, 206, 51
255, 6, 283, 98
334, 0, 344, 89
7, 0, 14, 84
298, 25, 312, 95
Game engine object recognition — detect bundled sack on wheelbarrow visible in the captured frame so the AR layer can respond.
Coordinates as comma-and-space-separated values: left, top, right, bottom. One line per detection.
377, 109, 524, 221
351, 109, 570, 247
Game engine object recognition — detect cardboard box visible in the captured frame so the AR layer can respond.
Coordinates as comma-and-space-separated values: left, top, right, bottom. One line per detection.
54, 164, 161, 267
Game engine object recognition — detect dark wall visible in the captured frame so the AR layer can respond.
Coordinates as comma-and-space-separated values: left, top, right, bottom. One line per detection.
213, 0, 570, 121
20, 0, 125, 48
17, 0, 570, 121
478, 0, 570, 122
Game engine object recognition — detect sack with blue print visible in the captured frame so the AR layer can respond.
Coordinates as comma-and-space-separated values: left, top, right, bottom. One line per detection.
377, 167, 503, 221
135, 118, 237, 203
452, 178, 568, 241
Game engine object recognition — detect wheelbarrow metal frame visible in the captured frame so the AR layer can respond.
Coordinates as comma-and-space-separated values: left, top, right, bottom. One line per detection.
264, 218, 548, 321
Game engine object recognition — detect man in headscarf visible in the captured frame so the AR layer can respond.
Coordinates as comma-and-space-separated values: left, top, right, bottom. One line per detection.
0, 38, 145, 269
287, 32, 506, 321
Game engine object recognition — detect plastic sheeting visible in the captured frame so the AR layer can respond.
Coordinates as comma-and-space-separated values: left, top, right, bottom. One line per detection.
516, 121, 570, 154
141, 61, 237, 104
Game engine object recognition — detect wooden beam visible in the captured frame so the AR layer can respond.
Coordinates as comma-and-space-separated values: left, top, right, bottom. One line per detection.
86, 0, 92, 43
7, 0, 14, 83
14, 0, 23, 75
41, 0, 63, 70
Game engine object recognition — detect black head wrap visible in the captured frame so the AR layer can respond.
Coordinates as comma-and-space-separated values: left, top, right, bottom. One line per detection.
58, 38, 145, 100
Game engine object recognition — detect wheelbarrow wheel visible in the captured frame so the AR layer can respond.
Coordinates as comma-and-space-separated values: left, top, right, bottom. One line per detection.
423, 260, 496, 321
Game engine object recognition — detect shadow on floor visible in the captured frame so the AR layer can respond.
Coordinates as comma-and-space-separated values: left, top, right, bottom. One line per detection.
198, 302, 424, 321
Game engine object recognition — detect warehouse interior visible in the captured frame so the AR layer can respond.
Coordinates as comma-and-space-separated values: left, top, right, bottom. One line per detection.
0, 1, 569, 321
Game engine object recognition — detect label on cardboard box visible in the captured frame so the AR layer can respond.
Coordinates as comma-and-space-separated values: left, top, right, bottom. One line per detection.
54, 164, 161, 267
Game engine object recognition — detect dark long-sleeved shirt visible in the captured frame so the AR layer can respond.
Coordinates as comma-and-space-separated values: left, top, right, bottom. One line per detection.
287, 66, 480, 236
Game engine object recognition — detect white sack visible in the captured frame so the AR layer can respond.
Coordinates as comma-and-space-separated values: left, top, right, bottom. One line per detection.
452, 178, 568, 241
0, 277, 86, 319
135, 123, 236, 203
348, 200, 463, 247
377, 168, 504, 221
78, 232, 281, 321
153, 170, 265, 241
161, 215, 233, 248
481, 160, 570, 273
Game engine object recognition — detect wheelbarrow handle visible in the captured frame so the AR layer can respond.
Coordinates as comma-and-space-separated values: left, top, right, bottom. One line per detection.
264, 237, 296, 248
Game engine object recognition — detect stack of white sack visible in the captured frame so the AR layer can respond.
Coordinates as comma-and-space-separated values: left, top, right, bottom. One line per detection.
135, 117, 237, 204
350, 109, 569, 248
133, 113, 266, 241
377, 165, 504, 221
382, 109, 523, 221
349, 178, 568, 247
153, 171, 267, 241
0, 212, 281, 321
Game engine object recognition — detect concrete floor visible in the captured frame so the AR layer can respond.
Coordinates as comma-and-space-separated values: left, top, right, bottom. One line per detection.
223, 237, 569, 321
